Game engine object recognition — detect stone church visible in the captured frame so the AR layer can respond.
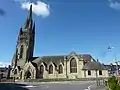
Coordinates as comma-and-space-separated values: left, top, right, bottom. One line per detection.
9, 5, 109, 80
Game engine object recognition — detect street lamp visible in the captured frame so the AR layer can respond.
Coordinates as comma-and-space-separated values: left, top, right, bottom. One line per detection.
115, 62, 119, 76
108, 46, 119, 76
115, 61, 120, 76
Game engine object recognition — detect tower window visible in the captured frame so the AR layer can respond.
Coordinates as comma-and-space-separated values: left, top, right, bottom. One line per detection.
20, 45, 24, 58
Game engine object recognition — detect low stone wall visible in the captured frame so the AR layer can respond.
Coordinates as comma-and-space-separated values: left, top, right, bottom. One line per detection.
0, 79, 14, 82
24, 77, 108, 82
0, 77, 108, 83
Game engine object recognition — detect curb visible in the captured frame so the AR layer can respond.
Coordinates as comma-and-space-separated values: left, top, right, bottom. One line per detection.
13, 80, 96, 84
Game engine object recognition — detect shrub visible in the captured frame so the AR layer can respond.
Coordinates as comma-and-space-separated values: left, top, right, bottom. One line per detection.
107, 76, 120, 90
115, 85, 120, 90
109, 82, 117, 90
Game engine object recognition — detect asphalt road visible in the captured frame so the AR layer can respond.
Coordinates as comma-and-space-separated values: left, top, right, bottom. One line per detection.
0, 81, 97, 90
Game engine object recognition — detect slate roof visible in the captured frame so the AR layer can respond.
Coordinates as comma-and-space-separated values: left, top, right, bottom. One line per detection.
41, 56, 64, 64
30, 57, 39, 61
32, 55, 65, 66
82, 61, 107, 70
104, 65, 120, 71
32, 54, 93, 67
31, 62, 38, 67
79, 54, 92, 61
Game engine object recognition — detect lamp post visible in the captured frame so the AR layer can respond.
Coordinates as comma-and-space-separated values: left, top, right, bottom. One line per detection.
115, 62, 119, 76
117, 61, 120, 75
108, 46, 119, 76
113, 49, 120, 76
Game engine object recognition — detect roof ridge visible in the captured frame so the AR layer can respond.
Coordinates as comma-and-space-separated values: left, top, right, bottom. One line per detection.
41, 55, 65, 57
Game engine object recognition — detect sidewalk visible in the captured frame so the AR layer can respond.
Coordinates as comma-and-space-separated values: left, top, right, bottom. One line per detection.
95, 85, 107, 90
90, 85, 107, 90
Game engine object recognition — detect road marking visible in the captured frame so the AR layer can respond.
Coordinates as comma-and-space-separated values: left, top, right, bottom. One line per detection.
87, 85, 93, 90
84, 84, 94, 90
22, 84, 49, 89
24, 85, 37, 88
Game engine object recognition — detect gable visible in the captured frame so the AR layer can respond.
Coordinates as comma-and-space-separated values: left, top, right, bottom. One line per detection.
23, 62, 36, 71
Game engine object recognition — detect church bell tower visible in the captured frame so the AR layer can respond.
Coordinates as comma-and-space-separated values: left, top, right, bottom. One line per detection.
11, 5, 35, 68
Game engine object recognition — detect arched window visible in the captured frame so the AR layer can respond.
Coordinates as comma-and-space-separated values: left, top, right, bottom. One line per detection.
49, 64, 53, 74
20, 45, 24, 58
70, 58, 77, 73
58, 64, 63, 74
40, 65, 44, 74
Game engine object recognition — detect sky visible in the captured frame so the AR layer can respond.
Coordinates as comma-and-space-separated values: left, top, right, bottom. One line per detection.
0, 0, 120, 67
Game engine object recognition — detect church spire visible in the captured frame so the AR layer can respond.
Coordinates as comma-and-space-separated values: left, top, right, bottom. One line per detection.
32, 22, 35, 34
24, 4, 33, 29
28, 4, 32, 21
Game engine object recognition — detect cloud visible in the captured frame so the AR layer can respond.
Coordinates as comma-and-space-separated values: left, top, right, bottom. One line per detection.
14, 0, 50, 17
0, 8, 6, 16
0, 62, 10, 67
109, 0, 120, 10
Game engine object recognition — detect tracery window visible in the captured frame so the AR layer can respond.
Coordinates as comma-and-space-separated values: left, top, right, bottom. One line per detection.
70, 58, 77, 73
58, 64, 63, 74
49, 64, 53, 74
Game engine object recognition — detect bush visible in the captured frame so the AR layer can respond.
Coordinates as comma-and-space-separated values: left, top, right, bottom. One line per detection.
115, 85, 120, 90
107, 76, 120, 90
109, 82, 117, 90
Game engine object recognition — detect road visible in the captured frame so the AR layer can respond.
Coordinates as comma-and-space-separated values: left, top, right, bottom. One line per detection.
0, 81, 100, 90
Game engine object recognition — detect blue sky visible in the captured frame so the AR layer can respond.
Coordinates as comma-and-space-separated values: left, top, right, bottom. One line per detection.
0, 0, 120, 66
